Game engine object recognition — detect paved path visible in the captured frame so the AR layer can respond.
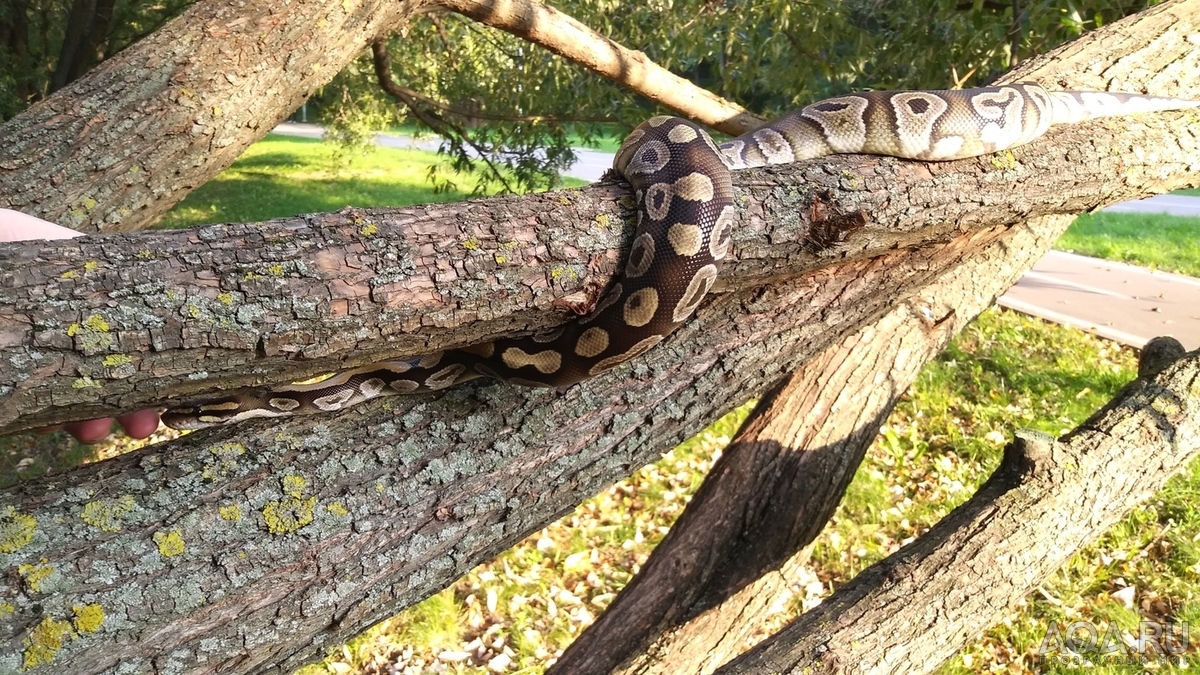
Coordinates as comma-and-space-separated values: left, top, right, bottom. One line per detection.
998, 252, 1200, 350
1102, 193, 1200, 218
272, 122, 1200, 350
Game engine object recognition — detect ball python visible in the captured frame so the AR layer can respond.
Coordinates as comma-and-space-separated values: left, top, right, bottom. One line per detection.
161, 83, 1197, 430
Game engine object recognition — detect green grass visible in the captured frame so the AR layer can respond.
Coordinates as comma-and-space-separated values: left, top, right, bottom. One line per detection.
155, 135, 585, 229
1056, 210, 1200, 277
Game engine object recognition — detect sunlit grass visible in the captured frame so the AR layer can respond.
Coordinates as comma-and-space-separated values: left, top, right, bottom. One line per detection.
1057, 211, 1200, 277
155, 135, 585, 229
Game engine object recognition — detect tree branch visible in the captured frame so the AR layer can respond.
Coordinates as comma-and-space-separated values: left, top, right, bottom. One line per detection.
431, 0, 765, 135
373, 37, 618, 125
371, 38, 517, 193
719, 342, 1199, 673
552, 212, 1078, 675
0, 0, 424, 233
2, 105, 1195, 435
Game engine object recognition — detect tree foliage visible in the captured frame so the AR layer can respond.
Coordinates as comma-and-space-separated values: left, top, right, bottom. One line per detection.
315, 0, 1163, 192
0, 0, 1161, 191
0, 0, 191, 120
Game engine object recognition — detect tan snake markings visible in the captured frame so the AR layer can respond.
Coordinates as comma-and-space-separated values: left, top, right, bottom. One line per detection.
162, 84, 1197, 429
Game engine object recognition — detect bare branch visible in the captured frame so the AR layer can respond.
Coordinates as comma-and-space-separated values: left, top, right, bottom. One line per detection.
431, 0, 765, 135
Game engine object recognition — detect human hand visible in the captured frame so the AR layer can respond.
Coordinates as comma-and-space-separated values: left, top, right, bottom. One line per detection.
2, 209, 162, 442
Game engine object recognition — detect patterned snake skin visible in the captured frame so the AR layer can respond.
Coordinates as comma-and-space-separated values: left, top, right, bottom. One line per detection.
162, 84, 1197, 429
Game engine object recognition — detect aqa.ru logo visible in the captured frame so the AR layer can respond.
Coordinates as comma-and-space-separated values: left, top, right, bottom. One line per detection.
1037, 620, 1190, 665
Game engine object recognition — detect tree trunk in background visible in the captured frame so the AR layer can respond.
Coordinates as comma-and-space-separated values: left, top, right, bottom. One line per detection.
48, 0, 118, 93
553, 214, 1076, 675
0, 0, 422, 233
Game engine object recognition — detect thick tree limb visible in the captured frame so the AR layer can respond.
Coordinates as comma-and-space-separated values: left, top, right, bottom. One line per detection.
0, 0, 425, 233
549, 208, 1076, 673
717, 340, 1199, 673
3, 105, 1196, 435
0, 220, 1040, 674
553, 2, 1200, 671
432, 0, 764, 136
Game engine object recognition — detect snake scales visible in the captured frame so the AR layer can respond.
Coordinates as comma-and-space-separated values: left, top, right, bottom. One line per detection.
161, 83, 1197, 430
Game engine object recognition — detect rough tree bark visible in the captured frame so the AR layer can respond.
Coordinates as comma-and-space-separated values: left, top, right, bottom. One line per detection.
0, 1, 1197, 674
550, 3, 1200, 671
3, 104, 1196, 433
0, 0, 421, 233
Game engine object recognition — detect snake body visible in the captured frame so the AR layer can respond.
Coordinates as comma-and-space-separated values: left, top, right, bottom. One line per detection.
162, 84, 1197, 430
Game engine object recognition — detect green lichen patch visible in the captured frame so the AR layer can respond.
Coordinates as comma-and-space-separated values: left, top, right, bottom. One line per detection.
153, 530, 185, 557
17, 563, 55, 593
83, 314, 110, 332
203, 442, 247, 480
217, 292, 234, 306
101, 354, 132, 367
461, 236, 480, 251
990, 150, 1017, 171
218, 505, 242, 521
281, 475, 307, 498
66, 313, 115, 353
0, 600, 14, 617
72, 377, 100, 390
71, 604, 104, 633
358, 223, 378, 237
263, 496, 316, 534
22, 616, 73, 669
0, 507, 36, 553
212, 442, 247, 458
80, 495, 136, 532
550, 266, 579, 282
326, 502, 349, 517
